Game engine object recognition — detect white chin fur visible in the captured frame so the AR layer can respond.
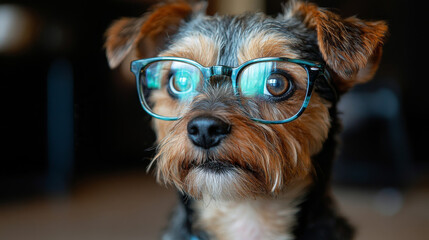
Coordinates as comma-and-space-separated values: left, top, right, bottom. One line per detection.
185, 168, 249, 200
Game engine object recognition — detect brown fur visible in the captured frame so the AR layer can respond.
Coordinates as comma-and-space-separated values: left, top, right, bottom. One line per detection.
104, 1, 195, 68
161, 34, 219, 66
237, 32, 299, 63
290, 1, 388, 93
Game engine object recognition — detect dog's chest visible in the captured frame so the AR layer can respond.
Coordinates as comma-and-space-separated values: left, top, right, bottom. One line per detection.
195, 197, 301, 240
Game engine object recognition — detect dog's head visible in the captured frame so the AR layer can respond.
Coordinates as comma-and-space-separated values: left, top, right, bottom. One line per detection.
105, 0, 387, 200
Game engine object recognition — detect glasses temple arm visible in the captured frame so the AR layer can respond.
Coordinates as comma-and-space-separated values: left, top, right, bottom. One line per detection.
319, 69, 339, 102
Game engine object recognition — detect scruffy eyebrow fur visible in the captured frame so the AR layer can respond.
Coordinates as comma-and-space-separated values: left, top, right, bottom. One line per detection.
167, 12, 323, 67
161, 33, 219, 66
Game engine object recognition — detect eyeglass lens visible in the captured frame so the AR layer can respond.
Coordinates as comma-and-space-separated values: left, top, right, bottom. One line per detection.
139, 60, 309, 121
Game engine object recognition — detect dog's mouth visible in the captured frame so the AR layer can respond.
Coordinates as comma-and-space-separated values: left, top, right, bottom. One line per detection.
190, 159, 256, 175
197, 160, 236, 174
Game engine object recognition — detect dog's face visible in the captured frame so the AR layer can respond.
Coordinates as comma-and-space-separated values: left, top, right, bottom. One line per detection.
105, 1, 387, 200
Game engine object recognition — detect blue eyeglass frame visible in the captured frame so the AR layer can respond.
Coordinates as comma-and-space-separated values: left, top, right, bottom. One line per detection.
130, 56, 330, 124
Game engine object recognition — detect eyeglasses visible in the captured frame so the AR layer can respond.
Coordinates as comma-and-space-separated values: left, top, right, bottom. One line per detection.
130, 56, 331, 124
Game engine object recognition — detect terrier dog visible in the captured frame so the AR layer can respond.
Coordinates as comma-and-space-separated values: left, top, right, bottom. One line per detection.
105, 1, 387, 239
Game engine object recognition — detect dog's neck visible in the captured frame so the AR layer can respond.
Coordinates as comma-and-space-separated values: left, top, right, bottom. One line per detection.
193, 177, 312, 240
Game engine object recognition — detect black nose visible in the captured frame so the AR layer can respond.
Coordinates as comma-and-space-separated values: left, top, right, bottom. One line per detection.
187, 116, 231, 149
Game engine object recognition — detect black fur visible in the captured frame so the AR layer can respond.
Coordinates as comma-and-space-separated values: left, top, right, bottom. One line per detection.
293, 103, 355, 240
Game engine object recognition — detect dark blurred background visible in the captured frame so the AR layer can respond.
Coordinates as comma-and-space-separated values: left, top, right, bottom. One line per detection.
0, 0, 427, 239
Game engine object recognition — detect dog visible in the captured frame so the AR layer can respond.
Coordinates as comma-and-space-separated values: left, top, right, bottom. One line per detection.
104, 1, 387, 239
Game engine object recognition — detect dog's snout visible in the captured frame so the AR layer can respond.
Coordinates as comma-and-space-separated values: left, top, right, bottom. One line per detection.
187, 116, 231, 149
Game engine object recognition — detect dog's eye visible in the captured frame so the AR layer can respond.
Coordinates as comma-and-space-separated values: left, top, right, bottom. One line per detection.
170, 74, 192, 93
238, 62, 297, 102
264, 72, 292, 97
167, 68, 200, 99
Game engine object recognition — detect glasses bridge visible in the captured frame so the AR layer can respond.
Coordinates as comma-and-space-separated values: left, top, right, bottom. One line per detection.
209, 66, 233, 77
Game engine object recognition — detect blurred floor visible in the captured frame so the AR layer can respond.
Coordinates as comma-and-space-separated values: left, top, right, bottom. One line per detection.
0, 171, 428, 240
0, 171, 177, 240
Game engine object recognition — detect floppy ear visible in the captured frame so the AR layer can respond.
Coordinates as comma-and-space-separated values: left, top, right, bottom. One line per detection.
104, 1, 207, 68
287, 1, 388, 93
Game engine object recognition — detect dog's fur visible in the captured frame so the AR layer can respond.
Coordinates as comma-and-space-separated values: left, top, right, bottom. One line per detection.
105, 1, 387, 239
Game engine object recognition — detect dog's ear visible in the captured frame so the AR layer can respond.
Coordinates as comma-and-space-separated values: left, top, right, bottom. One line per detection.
104, 1, 207, 68
286, 1, 388, 93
